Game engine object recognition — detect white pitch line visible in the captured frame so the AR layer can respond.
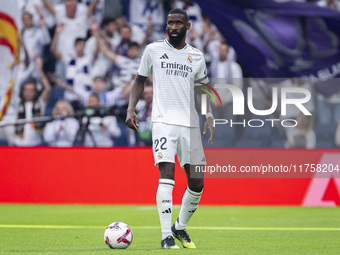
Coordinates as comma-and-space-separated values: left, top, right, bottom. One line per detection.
0, 225, 339, 231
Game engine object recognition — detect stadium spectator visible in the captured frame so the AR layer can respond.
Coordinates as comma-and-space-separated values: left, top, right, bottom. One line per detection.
87, 76, 130, 107
115, 25, 130, 55
8, 1, 340, 149
317, 0, 340, 10
82, 94, 121, 146
85, 17, 119, 79
136, 82, 153, 146
51, 23, 99, 109
173, 0, 203, 31
87, 77, 130, 107
202, 16, 221, 63
285, 113, 316, 149
51, 74, 130, 109
43, 100, 79, 146
100, 39, 141, 89
173, 0, 204, 50
101, 0, 123, 20
0, 45, 44, 146
50, 0, 87, 29
210, 42, 243, 119
203, 18, 236, 65
210, 42, 242, 79
317, 92, 340, 124
18, 0, 63, 28
21, 11, 51, 61
80, 0, 105, 25
125, 0, 165, 41
114, 15, 153, 47
14, 60, 51, 146
114, 25, 144, 57
42, 0, 99, 59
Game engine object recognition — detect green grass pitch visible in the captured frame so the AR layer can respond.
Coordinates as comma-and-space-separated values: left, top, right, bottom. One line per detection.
0, 204, 339, 254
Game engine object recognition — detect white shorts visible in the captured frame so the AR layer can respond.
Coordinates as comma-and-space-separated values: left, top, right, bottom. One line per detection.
152, 122, 206, 169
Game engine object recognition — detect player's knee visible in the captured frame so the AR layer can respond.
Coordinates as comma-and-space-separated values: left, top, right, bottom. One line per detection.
158, 163, 175, 180
159, 171, 174, 180
189, 179, 204, 193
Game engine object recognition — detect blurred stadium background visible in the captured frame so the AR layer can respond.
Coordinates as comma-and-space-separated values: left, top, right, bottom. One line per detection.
0, 0, 339, 253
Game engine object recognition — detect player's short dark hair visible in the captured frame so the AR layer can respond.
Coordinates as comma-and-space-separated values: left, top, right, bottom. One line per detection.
74, 37, 86, 45
101, 17, 115, 29
167, 8, 189, 22
128, 41, 139, 49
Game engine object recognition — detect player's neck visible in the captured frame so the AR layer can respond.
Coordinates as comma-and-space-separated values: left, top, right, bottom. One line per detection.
174, 43, 187, 50
168, 39, 187, 50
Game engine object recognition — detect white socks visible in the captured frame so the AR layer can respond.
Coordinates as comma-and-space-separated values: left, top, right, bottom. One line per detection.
156, 179, 174, 240
157, 180, 203, 239
175, 188, 202, 231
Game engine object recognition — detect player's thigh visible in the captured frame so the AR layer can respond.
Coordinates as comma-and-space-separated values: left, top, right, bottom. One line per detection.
177, 126, 206, 168
152, 122, 178, 166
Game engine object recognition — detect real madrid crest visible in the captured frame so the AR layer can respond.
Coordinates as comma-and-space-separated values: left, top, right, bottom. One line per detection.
157, 152, 163, 159
187, 55, 193, 64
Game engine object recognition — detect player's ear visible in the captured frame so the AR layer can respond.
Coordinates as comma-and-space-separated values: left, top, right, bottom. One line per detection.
186, 22, 191, 31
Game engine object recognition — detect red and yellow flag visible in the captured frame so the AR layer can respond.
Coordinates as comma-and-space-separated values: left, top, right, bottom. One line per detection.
0, 1, 19, 121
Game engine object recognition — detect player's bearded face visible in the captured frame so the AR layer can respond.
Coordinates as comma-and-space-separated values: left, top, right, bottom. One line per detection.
167, 15, 188, 47
167, 28, 186, 47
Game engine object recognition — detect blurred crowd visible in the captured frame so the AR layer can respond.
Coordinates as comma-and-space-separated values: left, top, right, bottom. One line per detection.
0, 0, 340, 148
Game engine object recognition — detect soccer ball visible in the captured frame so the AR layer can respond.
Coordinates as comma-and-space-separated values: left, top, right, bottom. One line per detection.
104, 222, 133, 249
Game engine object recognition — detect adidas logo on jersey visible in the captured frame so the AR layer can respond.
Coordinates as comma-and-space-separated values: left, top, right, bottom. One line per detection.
162, 208, 172, 214
160, 53, 169, 59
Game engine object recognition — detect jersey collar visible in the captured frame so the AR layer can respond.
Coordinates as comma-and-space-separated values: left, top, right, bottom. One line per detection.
165, 39, 188, 50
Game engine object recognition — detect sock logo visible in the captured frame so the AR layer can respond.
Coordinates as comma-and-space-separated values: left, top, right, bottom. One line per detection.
190, 202, 199, 206
162, 208, 172, 214
188, 209, 197, 213
162, 200, 171, 203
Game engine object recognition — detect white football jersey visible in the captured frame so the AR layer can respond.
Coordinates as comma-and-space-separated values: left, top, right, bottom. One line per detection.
138, 39, 208, 127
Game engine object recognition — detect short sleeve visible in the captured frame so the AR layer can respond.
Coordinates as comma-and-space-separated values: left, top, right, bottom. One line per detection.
137, 45, 152, 77
194, 56, 209, 86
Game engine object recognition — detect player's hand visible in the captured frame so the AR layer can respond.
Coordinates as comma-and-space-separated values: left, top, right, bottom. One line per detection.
125, 110, 139, 132
203, 116, 215, 144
